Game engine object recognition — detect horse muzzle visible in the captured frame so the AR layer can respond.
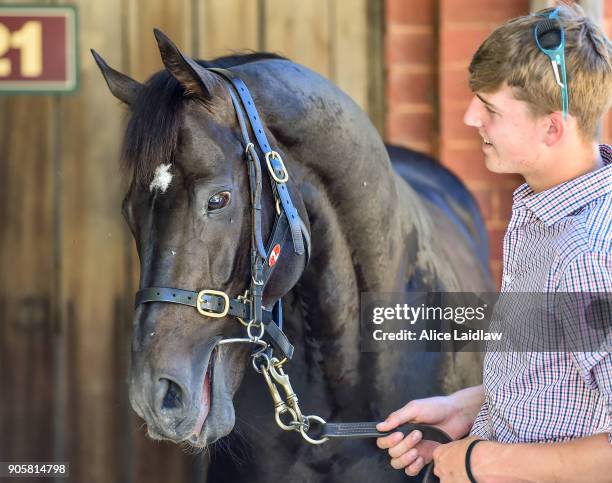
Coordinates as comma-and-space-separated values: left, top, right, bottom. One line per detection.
128, 340, 239, 447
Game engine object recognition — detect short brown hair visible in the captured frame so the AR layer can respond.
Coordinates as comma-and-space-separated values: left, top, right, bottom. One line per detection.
468, 3, 612, 140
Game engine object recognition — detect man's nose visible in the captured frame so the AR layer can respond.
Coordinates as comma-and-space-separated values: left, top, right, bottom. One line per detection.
463, 96, 482, 128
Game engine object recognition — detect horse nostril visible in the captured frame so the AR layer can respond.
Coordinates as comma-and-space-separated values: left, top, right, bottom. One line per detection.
160, 378, 183, 410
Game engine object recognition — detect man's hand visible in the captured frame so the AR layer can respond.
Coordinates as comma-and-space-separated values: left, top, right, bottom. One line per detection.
432, 435, 482, 482
376, 395, 473, 476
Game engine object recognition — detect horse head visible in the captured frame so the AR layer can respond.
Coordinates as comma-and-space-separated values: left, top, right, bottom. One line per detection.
92, 30, 309, 447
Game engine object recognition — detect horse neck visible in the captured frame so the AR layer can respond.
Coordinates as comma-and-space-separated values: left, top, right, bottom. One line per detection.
283, 180, 372, 413
245, 60, 417, 293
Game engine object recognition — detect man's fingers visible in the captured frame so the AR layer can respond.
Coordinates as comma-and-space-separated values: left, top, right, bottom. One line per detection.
405, 456, 425, 476
432, 442, 443, 462
376, 417, 400, 432
387, 430, 422, 458
390, 449, 419, 470
377, 402, 418, 431
388, 439, 440, 472
416, 440, 441, 463
376, 431, 403, 449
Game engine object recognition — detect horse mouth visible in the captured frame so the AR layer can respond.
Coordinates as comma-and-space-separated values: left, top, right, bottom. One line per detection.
190, 350, 215, 442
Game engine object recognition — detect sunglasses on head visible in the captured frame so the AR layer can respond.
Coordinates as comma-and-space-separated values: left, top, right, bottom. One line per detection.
533, 7, 569, 120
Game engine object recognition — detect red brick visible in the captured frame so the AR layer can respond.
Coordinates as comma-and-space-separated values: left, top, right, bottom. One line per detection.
489, 260, 503, 290
387, 0, 436, 26
439, 70, 473, 103
441, 0, 529, 23
440, 107, 479, 143
387, 70, 435, 105
386, 31, 435, 65
487, 227, 506, 261
498, 186, 515, 223
387, 112, 435, 144
440, 27, 493, 64
470, 187, 494, 220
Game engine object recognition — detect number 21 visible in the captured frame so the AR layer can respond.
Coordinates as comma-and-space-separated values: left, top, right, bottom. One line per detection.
0, 21, 43, 77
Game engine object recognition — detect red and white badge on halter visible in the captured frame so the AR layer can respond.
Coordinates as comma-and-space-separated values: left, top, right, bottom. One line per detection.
268, 244, 281, 267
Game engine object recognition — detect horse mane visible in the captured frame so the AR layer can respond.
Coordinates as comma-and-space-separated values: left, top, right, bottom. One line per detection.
122, 52, 286, 185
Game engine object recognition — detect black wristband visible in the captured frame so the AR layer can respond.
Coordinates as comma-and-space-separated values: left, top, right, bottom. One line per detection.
465, 439, 484, 483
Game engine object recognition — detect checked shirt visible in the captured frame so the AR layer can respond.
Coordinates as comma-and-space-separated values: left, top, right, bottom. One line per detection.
470, 145, 612, 444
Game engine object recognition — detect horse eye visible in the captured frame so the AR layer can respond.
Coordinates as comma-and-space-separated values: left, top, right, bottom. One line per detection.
207, 191, 231, 211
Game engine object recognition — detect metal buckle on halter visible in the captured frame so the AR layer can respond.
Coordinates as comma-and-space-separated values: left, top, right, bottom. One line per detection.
196, 289, 230, 318
236, 289, 251, 327
265, 151, 289, 183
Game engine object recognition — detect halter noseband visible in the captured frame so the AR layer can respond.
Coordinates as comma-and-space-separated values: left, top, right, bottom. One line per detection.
134, 67, 311, 361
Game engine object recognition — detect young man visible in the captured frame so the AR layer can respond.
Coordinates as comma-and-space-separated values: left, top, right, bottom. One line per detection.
377, 4, 612, 482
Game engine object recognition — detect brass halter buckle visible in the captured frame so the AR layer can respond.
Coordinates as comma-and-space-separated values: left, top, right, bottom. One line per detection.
196, 289, 230, 318
265, 151, 289, 183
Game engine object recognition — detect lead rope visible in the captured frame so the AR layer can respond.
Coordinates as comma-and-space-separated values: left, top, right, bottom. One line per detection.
238, 327, 448, 483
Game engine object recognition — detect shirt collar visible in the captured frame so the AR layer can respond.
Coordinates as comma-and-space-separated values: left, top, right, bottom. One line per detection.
512, 144, 612, 226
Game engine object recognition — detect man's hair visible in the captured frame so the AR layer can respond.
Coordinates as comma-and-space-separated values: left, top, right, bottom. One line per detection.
468, 3, 612, 140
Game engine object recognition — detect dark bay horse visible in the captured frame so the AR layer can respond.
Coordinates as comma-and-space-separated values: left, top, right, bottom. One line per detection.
93, 30, 492, 482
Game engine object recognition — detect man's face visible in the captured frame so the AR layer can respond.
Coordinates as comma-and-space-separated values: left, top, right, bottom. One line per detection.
463, 83, 547, 176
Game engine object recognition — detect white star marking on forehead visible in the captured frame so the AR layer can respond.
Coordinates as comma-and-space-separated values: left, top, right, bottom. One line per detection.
149, 164, 173, 193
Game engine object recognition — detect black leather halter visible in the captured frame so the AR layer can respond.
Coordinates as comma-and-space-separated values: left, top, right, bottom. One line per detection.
134, 67, 311, 360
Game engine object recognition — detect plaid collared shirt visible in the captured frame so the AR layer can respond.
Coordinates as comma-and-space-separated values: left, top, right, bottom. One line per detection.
470, 144, 612, 445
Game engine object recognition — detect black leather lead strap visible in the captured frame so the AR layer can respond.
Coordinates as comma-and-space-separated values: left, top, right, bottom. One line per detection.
321, 421, 449, 483
320, 422, 452, 444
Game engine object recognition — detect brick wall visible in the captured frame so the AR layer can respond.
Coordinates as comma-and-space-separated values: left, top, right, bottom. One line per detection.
386, 0, 438, 155
386, 0, 612, 289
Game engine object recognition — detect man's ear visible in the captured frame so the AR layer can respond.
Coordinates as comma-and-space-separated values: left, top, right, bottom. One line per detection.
91, 50, 142, 105
543, 111, 566, 147
153, 28, 218, 100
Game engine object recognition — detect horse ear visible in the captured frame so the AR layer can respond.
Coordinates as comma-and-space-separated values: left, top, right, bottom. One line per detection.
91, 49, 142, 105
153, 28, 216, 100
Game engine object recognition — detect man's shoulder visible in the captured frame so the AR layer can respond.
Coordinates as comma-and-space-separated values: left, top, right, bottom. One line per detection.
556, 191, 612, 257
546, 192, 612, 289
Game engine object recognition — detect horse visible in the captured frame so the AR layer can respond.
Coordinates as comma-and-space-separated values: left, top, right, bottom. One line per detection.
92, 30, 492, 482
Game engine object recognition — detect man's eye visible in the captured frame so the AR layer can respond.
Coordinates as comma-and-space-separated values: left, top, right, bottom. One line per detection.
207, 191, 231, 211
